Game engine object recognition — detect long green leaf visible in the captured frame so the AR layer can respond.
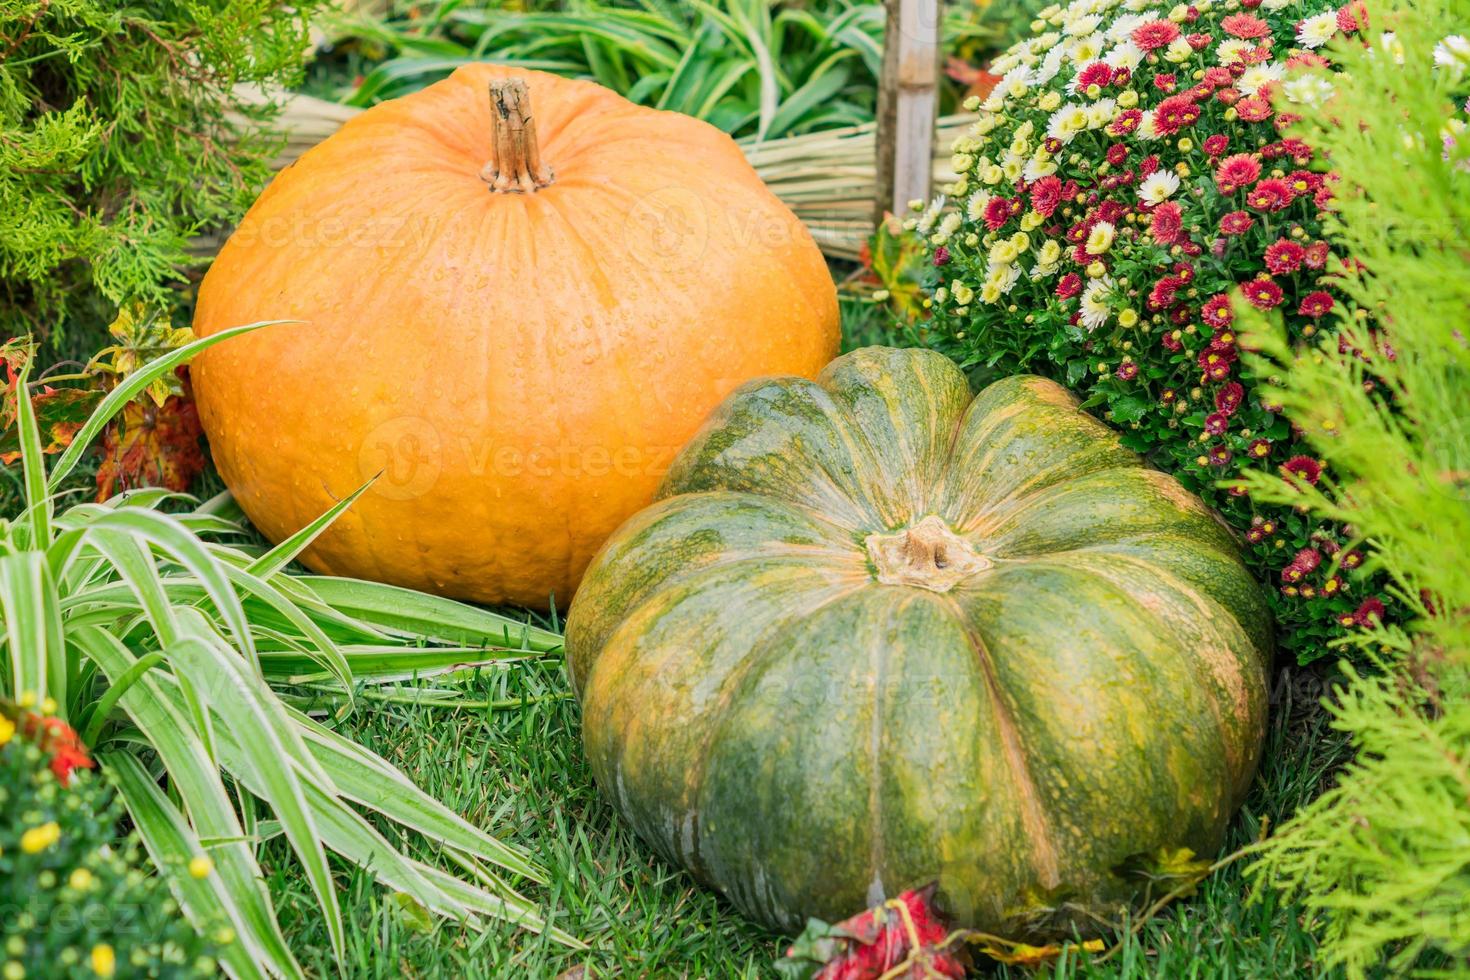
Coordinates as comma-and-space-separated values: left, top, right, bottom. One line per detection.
0, 552, 65, 708
296, 577, 563, 651
12, 360, 52, 549
104, 751, 270, 980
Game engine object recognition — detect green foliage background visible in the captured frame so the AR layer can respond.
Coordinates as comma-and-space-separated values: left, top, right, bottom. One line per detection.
1237, 0, 1470, 973
0, 0, 323, 341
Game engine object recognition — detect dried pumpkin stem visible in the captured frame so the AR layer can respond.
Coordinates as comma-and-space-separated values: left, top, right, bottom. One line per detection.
480, 78, 554, 193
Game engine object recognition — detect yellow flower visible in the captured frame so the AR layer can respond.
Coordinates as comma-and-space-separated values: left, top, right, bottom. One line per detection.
40, 697, 56, 716
1037, 240, 1063, 266
1119, 309, 1140, 328
1039, 90, 1062, 112
17, 692, 36, 709
1086, 261, 1107, 278
0, 716, 14, 746
1020, 211, 1045, 232
1085, 221, 1116, 256
1118, 89, 1139, 109
69, 868, 94, 891
21, 822, 60, 855
90, 945, 115, 978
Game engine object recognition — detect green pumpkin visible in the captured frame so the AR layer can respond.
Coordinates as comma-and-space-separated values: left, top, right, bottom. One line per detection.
565, 346, 1270, 938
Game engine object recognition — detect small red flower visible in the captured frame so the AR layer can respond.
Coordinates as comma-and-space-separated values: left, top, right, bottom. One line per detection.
984, 196, 1015, 231
1208, 445, 1234, 467
1215, 381, 1245, 415
1203, 67, 1234, 88
1150, 202, 1183, 244
1133, 20, 1182, 51
1264, 239, 1305, 274
1353, 597, 1385, 626
1154, 72, 1178, 91
1162, 331, 1183, 352
1203, 411, 1230, 436
1203, 134, 1231, 157
1298, 290, 1335, 318
1337, 1, 1367, 34
1304, 241, 1331, 268
1106, 143, 1129, 165
1243, 277, 1285, 310
1282, 455, 1323, 485
1187, 31, 1213, 49
1056, 273, 1083, 299
1116, 361, 1139, 381
1222, 12, 1271, 38
1248, 438, 1272, 458
1153, 95, 1201, 136
1029, 175, 1064, 218
1078, 62, 1114, 89
1236, 96, 1274, 123
1247, 179, 1294, 212
1108, 108, 1144, 136
1293, 547, 1323, 573
1342, 550, 1364, 569
1202, 293, 1235, 328
932, 245, 950, 267
1199, 343, 1238, 381
1215, 154, 1262, 193
1219, 210, 1255, 236
1148, 276, 1183, 310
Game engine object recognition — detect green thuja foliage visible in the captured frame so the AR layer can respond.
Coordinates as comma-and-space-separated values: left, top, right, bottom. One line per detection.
0, 1, 324, 340
1239, 0, 1470, 975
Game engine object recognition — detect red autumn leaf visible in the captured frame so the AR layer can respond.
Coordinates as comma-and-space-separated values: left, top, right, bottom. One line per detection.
779, 885, 966, 980
94, 391, 206, 501
944, 57, 1001, 99
0, 386, 102, 464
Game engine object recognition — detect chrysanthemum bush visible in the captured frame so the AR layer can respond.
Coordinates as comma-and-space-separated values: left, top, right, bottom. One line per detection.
1, 701, 218, 978
913, 0, 1394, 663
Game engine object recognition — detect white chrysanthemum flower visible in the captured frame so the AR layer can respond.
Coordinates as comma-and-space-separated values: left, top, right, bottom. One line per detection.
1065, 13, 1104, 35
1024, 154, 1060, 181
987, 263, 1023, 296
1037, 239, 1064, 267
1046, 104, 1091, 143
1080, 277, 1114, 330
1138, 170, 1181, 204
1296, 11, 1337, 48
988, 239, 1021, 268
1105, 40, 1145, 70
1260, 0, 1292, 9
915, 200, 943, 234
1217, 38, 1253, 64
965, 191, 993, 222
1435, 35, 1470, 72
1137, 110, 1163, 140
1123, 0, 1156, 11
938, 212, 963, 238
1282, 74, 1335, 106
1106, 13, 1147, 41
1164, 36, 1194, 62
1237, 62, 1286, 95
1087, 97, 1118, 128
1085, 221, 1117, 255
951, 281, 975, 306
1002, 71, 1031, 99
1034, 44, 1069, 84
1069, 33, 1106, 62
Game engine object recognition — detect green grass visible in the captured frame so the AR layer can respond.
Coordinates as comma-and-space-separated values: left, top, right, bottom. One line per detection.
262, 650, 1355, 979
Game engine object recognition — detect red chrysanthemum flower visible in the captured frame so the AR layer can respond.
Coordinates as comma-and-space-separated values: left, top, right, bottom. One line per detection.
1203, 134, 1230, 158
1293, 547, 1323, 573
1247, 178, 1294, 212
1056, 273, 1083, 299
1133, 19, 1182, 51
1187, 31, 1213, 49
1202, 293, 1235, 327
1203, 411, 1230, 436
1029, 175, 1064, 218
1153, 95, 1201, 136
1154, 72, 1178, 91
1337, 1, 1367, 34
1149, 275, 1184, 310
1043, 136, 1064, 155
1202, 67, 1234, 88
1243, 276, 1285, 310
1173, 261, 1196, 283
1216, 86, 1242, 106
1236, 96, 1273, 123
1162, 331, 1183, 352
984, 195, 1014, 231
1215, 153, 1262, 193
1216, 381, 1245, 415
1354, 597, 1385, 626
1199, 343, 1238, 381
1116, 361, 1139, 381
1219, 210, 1255, 236
1106, 143, 1129, 165
1150, 201, 1183, 244
1077, 62, 1113, 89
1222, 12, 1271, 38
1208, 445, 1234, 467
1298, 290, 1335, 318
1322, 574, 1344, 596
1264, 238, 1306, 274
1248, 438, 1272, 459
932, 245, 950, 267
1107, 108, 1144, 136
1282, 455, 1323, 485
1304, 241, 1331, 268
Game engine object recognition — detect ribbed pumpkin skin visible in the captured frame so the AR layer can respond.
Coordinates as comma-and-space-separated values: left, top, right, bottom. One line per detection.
566, 347, 1271, 937
193, 65, 837, 606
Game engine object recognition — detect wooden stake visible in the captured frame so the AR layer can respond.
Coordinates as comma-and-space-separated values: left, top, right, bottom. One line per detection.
875, 0, 941, 225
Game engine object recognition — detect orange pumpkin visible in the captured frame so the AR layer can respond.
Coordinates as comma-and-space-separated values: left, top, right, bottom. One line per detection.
193, 66, 838, 606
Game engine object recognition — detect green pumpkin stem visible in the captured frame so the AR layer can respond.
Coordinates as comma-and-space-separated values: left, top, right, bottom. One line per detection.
481, 78, 554, 193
